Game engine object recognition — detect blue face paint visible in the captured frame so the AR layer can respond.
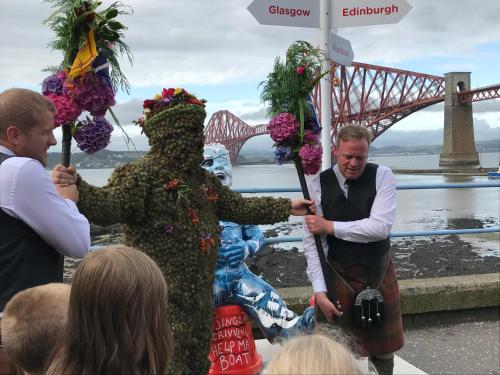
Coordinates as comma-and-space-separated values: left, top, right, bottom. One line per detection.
202, 144, 232, 187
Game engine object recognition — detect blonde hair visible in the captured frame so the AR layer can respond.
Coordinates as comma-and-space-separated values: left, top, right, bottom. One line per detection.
0, 88, 55, 139
265, 333, 363, 375
46, 245, 173, 375
336, 123, 372, 146
1, 283, 70, 375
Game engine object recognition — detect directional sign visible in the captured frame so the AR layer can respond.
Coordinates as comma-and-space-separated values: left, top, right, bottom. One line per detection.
247, 0, 319, 28
330, 33, 354, 66
247, 0, 411, 28
332, 0, 412, 27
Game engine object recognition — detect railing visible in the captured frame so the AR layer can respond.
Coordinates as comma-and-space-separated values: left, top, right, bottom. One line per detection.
232, 182, 500, 244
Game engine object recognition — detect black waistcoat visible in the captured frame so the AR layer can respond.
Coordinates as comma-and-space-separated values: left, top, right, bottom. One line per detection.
320, 163, 390, 266
0, 153, 63, 311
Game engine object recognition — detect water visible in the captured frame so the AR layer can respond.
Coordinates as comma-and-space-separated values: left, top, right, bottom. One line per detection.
77, 152, 500, 237
368, 152, 499, 170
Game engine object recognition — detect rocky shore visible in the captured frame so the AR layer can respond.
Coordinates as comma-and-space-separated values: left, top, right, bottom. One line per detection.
64, 219, 499, 286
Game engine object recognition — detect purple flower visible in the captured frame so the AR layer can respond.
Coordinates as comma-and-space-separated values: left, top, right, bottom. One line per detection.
73, 116, 113, 154
267, 112, 299, 142
303, 130, 319, 145
274, 146, 293, 164
65, 72, 115, 116
163, 224, 174, 234
42, 71, 67, 95
299, 144, 323, 175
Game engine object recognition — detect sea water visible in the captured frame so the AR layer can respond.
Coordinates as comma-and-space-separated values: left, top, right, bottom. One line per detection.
74, 153, 499, 256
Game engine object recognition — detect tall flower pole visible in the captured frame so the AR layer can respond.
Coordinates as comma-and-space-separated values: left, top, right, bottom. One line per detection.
261, 41, 338, 312
42, 0, 133, 167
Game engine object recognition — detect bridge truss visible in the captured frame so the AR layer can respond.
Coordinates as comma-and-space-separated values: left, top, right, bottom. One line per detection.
204, 61, 500, 162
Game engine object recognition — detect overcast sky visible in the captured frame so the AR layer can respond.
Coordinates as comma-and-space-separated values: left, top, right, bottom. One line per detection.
1, 0, 499, 151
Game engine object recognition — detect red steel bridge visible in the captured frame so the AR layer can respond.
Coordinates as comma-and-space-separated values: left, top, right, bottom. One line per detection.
204, 61, 500, 162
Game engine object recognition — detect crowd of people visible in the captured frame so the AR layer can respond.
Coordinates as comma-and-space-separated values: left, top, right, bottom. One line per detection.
1, 87, 403, 374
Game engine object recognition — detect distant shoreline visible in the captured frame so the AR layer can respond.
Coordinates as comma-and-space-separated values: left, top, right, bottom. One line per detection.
391, 167, 497, 175
46, 149, 499, 171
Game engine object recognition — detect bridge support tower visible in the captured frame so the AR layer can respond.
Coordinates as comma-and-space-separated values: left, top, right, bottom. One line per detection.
439, 72, 479, 168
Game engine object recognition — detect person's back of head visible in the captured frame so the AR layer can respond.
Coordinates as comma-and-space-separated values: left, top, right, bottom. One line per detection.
1, 283, 70, 375
47, 245, 173, 375
265, 332, 363, 375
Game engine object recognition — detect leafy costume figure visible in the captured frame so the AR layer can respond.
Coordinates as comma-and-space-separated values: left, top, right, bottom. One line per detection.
203, 143, 315, 342
76, 88, 295, 374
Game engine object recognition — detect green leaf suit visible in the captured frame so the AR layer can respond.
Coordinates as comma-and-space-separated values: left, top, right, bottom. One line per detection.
77, 103, 291, 374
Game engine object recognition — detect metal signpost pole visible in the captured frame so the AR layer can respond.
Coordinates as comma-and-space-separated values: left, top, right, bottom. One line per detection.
320, 0, 332, 171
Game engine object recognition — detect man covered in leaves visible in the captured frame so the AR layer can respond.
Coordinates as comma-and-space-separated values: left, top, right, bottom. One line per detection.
52, 88, 314, 374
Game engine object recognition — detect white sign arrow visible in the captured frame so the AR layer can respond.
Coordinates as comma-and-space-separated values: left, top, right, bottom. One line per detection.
247, 0, 319, 28
247, 0, 412, 28
330, 33, 354, 66
332, 0, 412, 27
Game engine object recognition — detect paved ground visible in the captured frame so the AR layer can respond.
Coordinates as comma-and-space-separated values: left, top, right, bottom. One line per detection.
397, 320, 499, 375
256, 320, 499, 374
257, 340, 425, 374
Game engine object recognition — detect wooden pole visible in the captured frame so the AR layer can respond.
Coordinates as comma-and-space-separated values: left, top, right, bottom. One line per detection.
61, 123, 72, 167
294, 159, 338, 311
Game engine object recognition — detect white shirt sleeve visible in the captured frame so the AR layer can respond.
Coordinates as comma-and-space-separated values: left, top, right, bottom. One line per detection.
0, 158, 90, 258
333, 165, 396, 242
302, 174, 329, 293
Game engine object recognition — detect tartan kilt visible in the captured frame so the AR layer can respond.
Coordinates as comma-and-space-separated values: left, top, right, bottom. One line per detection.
323, 258, 404, 356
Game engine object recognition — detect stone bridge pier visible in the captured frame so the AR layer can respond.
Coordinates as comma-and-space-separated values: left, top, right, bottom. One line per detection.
439, 72, 480, 168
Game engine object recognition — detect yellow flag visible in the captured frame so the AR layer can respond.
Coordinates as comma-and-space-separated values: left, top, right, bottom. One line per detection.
68, 30, 98, 78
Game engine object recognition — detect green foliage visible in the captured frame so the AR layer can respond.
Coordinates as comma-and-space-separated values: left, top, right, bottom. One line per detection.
43, 0, 133, 93
77, 103, 292, 373
260, 40, 327, 120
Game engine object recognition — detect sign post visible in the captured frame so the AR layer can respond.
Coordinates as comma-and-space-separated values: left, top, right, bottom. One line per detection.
247, 0, 413, 29
332, 0, 412, 27
247, 0, 412, 169
246, 0, 319, 28
320, 0, 332, 170
330, 32, 354, 66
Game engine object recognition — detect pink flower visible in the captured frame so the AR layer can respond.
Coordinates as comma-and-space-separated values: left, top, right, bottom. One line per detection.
299, 144, 323, 175
45, 93, 82, 127
297, 66, 305, 75
267, 112, 299, 142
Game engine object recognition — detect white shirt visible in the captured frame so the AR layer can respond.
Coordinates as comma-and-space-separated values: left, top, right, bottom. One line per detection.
0, 145, 90, 258
303, 164, 396, 293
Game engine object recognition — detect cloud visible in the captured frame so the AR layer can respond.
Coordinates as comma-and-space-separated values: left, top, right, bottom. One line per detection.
2, 0, 498, 143
343, 1, 500, 65
3, 0, 499, 89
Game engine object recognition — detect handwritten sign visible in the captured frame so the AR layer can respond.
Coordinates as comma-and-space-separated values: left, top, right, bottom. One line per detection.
208, 305, 262, 373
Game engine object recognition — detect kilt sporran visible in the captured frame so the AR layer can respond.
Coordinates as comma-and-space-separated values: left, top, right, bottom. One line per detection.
330, 253, 390, 330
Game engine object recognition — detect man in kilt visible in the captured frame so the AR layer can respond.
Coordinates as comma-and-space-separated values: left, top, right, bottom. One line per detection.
303, 124, 404, 375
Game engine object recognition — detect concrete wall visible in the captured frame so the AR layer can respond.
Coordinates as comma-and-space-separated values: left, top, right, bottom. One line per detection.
272, 273, 499, 329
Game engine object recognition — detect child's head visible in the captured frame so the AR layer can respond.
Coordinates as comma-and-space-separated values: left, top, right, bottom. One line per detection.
48, 245, 173, 375
1, 283, 70, 375
265, 332, 363, 375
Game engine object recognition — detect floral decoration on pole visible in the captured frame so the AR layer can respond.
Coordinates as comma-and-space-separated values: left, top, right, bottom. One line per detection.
261, 40, 339, 310
42, 0, 133, 166
260, 41, 326, 176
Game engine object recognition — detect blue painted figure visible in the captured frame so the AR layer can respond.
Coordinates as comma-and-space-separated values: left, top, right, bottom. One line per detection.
202, 143, 315, 342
